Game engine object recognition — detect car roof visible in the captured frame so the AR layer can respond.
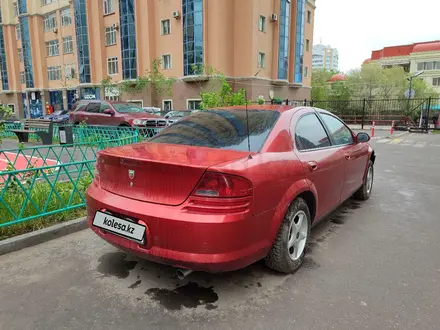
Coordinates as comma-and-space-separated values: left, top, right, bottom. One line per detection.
212, 105, 302, 114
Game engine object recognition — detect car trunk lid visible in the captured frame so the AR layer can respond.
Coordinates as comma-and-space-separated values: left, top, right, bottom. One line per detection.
97, 143, 249, 205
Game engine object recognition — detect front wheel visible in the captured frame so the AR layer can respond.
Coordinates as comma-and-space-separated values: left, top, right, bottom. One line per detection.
265, 197, 311, 274
353, 160, 374, 201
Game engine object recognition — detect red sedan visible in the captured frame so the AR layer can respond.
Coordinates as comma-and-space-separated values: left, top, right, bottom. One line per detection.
87, 106, 375, 274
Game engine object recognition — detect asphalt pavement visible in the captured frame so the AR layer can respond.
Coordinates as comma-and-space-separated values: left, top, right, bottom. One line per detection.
1, 131, 440, 330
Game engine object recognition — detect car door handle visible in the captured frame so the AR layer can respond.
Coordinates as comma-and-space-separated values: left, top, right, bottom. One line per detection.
345, 153, 352, 160
307, 161, 318, 172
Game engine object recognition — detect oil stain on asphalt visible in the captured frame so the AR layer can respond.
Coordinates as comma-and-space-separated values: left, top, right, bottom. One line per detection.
97, 252, 138, 279
146, 282, 219, 311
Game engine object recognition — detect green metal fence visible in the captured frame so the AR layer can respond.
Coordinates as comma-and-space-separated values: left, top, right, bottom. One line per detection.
0, 125, 156, 229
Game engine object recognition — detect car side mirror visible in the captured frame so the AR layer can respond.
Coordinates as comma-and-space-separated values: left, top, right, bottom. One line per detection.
104, 109, 114, 116
357, 132, 370, 143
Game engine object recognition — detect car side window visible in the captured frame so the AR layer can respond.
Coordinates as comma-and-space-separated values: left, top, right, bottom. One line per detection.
320, 113, 354, 146
85, 103, 100, 113
295, 114, 331, 151
74, 103, 87, 112
100, 102, 111, 113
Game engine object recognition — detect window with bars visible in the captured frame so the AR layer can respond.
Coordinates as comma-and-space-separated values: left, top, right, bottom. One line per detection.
46, 40, 59, 57
105, 26, 117, 46
63, 36, 74, 54
18, 48, 23, 62
64, 63, 76, 79
61, 8, 72, 26
16, 24, 21, 40
20, 71, 25, 84
162, 54, 171, 69
103, 0, 115, 15
44, 13, 57, 32
161, 19, 171, 35
433, 78, 440, 86
107, 57, 119, 75
48, 66, 61, 80
187, 100, 201, 110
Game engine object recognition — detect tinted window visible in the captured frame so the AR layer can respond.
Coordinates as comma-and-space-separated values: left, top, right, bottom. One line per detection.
295, 114, 331, 151
320, 113, 354, 145
85, 103, 100, 113
149, 110, 280, 152
74, 103, 87, 112
100, 102, 111, 113
113, 103, 144, 113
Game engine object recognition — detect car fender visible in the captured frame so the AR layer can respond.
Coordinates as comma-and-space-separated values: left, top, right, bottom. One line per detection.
268, 178, 316, 243
362, 145, 375, 179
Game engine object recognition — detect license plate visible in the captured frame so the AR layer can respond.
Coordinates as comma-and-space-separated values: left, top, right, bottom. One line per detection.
93, 211, 146, 243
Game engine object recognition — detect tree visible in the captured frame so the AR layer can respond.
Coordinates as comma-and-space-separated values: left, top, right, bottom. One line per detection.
311, 69, 334, 101
200, 80, 247, 110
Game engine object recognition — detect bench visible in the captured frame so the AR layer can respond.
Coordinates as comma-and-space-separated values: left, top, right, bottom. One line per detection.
11, 119, 54, 145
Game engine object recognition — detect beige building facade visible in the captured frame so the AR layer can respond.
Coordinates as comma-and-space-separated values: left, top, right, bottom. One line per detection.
0, 0, 315, 118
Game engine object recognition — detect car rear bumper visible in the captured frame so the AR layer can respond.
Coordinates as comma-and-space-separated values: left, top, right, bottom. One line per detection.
86, 183, 273, 273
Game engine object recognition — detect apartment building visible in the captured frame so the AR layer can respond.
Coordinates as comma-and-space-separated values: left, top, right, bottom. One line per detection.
366, 41, 440, 93
0, 0, 316, 118
312, 44, 339, 71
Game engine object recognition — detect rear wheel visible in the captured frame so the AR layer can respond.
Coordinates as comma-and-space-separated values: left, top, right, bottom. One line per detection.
265, 198, 311, 274
353, 160, 374, 201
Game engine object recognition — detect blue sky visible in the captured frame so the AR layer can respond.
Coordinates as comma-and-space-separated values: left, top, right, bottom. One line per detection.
313, 0, 440, 72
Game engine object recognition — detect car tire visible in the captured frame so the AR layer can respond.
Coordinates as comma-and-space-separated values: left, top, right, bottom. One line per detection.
353, 160, 374, 201
265, 197, 311, 274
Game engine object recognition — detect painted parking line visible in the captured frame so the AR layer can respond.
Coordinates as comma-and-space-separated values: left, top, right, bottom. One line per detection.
389, 138, 403, 144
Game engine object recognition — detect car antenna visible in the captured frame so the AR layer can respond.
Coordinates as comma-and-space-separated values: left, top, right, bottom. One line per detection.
245, 89, 252, 159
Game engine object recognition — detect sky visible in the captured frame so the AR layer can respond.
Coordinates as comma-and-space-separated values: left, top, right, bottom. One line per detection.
313, 0, 440, 73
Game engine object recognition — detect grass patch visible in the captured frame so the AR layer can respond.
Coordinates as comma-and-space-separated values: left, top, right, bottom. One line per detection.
0, 173, 93, 240
432, 130, 440, 134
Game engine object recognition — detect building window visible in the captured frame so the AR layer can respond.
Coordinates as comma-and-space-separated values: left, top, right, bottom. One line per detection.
42, 0, 56, 5
13, 2, 19, 17
18, 48, 23, 62
433, 78, 440, 86
278, 0, 291, 80
74, 0, 91, 83
294, 0, 306, 83
0, 24, 7, 90
20, 71, 25, 84
183, 0, 203, 76
187, 99, 201, 110
105, 26, 117, 45
44, 12, 57, 32
46, 40, 59, 57
48, 65, 61, 81
306, 39, 310, 52
258, 52, 265, 68
16, 24, 21, 40
304, 66, 309, 78
61, 8, 72, 26
259, 15, 266, 32
64, 63, 76, 79
107, 57, 119, 75
119, 0, 137, 79
161, 19, 171, 35
163, 100, 173, 111
307, 10, 311, 23
162, 54, 171, 69
63, 36, 74, 54
104, 0, 115, 15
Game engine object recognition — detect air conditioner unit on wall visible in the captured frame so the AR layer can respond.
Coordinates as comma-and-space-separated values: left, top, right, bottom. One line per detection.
112, 23, 119, 30
53, 28, 58, 33
271, 14, 278, 22
173, 11, 181, 19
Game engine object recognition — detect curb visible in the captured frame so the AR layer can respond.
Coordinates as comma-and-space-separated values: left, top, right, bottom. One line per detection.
0, 217, 87, 256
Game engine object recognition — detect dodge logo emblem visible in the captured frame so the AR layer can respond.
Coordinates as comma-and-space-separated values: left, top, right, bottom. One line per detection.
128, 169, 135, 180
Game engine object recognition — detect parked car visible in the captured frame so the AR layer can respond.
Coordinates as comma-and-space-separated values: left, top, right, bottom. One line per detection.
40, 110, 70, 124
142, 107, 162, 116
69, 101, 166, 128
165, 110, 199, 125
87, 106, 375, 275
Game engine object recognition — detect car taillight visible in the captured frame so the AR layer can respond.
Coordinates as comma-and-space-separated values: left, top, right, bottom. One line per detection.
186, 172, 253, 214
193, 172, 252, 198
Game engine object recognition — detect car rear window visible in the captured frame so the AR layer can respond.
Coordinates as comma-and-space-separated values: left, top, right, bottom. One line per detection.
149, 109, 280, 152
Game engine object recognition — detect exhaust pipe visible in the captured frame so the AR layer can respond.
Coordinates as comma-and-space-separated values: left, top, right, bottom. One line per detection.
176, 268, 193, 280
